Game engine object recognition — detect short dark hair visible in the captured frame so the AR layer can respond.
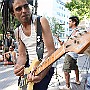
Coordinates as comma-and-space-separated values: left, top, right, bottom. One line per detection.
8, 0, 33, 23
8, 0, 33, 14
69, 16, 79, 26
8, 0, 14, 14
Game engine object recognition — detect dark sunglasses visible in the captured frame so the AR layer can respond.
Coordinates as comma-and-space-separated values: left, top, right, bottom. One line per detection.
15, 4, 29, 12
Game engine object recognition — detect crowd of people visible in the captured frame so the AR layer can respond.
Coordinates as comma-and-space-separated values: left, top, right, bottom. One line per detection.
0, 32, 17, 65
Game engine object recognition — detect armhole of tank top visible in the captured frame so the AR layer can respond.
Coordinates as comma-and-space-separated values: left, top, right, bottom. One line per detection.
32, 15, 37, 33
31, 22, 37, 36
16, 26, 22, 45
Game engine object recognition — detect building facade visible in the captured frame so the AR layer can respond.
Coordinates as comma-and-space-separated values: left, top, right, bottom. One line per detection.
78, 19, 90, 31
37, 0, 70, 39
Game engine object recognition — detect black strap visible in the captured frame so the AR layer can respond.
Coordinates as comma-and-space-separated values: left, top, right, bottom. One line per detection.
25, 50, 30, 67
36, 16, 44, 60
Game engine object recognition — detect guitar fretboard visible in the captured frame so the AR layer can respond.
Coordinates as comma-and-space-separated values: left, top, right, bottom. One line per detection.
35, 45, 65, 75
35, 31, 90, 75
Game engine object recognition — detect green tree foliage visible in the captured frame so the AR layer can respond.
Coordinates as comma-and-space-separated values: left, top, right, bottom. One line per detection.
65, 0, 90, 20
47, 17, 64, 36
0, 4, 3, 34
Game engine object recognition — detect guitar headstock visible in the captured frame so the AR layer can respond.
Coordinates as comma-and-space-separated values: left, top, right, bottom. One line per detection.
64, 30, 90, 54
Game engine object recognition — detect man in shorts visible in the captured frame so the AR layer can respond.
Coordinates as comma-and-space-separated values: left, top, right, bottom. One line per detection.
62, 16, 80, 90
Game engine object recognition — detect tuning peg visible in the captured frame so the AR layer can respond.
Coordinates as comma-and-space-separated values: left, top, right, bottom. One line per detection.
83, 31, 87, 33
69, 37, 73, 40
74, 36, 77, 38
78, 33, 82, 36
77, 41, 79, 44
74, 40, 77, 43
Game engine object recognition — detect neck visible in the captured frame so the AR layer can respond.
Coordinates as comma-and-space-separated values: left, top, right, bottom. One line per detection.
22, 22, 30, 27
22, 19, 31, 28
71, 26, 77, 30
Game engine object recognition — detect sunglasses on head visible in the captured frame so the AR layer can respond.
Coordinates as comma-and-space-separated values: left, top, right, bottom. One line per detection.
15, 4, 29, 12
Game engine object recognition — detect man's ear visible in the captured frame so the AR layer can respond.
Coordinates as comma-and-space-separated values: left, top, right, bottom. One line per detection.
11, 12, 16, 17
73, 21, 76, 25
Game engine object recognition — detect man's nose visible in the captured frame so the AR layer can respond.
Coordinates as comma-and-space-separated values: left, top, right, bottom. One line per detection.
22, 7, 27, 12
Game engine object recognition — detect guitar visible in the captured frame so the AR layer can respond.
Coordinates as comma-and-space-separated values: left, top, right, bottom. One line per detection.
18, 30, 90, 90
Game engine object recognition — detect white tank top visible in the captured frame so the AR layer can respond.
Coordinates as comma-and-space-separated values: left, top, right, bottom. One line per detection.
16, 23, 48, 64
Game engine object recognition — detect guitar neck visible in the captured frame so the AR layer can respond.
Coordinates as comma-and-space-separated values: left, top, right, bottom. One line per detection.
35, 45, 65, 75
35, 30, 90, 76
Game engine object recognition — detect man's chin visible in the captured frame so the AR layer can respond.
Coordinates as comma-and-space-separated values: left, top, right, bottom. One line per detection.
21, 19, 29, 23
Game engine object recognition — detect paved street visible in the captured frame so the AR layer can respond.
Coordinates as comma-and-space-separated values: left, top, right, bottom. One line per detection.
48, 54, 90, 90
0, 54, 90, 90
0, 65, 18, 90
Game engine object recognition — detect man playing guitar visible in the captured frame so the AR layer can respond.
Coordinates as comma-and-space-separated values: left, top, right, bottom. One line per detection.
62, 16, 81, 90
8, 0, 55, 90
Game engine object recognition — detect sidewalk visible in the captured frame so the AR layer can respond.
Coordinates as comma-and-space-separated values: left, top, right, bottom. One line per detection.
0, 65, 18, 90
48, 54, 90, 90
0, 54, 90, 90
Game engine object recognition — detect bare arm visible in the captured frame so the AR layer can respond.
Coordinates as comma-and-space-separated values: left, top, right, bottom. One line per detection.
39, 17, 55, 78
14, 31, 27, 76
27, 17, 55, 83
16, 39, 26, 65
37, 17, 55, 80
12, 51, 17, 64
41, 17, 55, 56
